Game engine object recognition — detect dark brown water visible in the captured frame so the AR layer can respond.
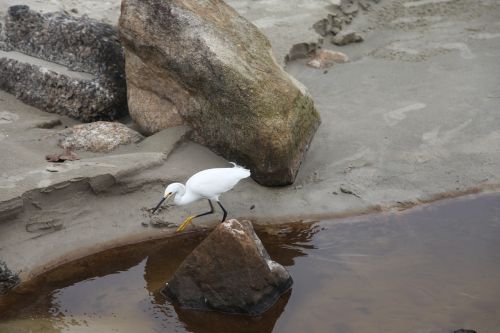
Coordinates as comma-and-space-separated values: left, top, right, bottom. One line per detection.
1, 193, 500, 333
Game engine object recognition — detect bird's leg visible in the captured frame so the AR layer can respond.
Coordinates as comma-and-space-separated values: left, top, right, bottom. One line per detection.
217, 201, 228, 222
176, 216, 194, 232
177, 200, 214, 232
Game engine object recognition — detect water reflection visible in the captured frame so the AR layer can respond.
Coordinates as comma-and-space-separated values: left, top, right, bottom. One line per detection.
1, 193, 500, 333
0, 227, 300, 333
141, 224, 313, 333
256, 222, 321, 266
174, 291, 291, 333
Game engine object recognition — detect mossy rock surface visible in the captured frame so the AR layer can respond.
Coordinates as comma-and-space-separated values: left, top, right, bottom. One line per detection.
119, 0, 320, 185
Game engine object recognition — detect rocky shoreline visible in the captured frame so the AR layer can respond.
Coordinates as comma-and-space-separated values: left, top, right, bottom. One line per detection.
1, 0, 500, 296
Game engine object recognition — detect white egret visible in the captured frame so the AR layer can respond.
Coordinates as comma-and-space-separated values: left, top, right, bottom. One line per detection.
151, 163, 251, 232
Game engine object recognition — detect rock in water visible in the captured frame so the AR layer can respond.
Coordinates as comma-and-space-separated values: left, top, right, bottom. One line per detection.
162, 220, 293, 315
119, 0, 320, 186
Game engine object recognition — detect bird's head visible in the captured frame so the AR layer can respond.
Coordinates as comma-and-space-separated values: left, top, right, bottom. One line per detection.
164, 183, 184, 198
151, 183, 184, 214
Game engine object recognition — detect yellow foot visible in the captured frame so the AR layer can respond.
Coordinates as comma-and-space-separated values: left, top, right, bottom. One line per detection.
176, 216, 195, 232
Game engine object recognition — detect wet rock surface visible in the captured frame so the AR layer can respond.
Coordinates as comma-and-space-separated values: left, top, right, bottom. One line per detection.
163, 219, 293, 315
119, 0, 320, 186
0, 5, 127, 121
0, 260, 20, 295
57, 121, 144, 153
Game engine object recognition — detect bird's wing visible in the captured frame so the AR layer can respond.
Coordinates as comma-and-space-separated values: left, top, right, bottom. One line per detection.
186, 166, 250, 199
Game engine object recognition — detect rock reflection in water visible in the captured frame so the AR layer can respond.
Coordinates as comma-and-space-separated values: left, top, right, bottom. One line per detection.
0, 226, 305, 333
173, 291, 291, 333
1, 193, 500, 333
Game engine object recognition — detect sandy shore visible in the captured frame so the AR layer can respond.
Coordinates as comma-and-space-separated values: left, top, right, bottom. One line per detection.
1, 0, 500, 281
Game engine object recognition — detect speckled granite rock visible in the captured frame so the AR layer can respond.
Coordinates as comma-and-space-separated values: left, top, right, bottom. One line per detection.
0, 57, 124, 121
0, 21, 8, 50
58, 121, 144, 152
119, 0, 320, 185
4, 5, 123, 77
0, 5, 127, 121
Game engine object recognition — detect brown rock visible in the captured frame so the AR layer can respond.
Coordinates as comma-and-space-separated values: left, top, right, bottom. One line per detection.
163, 219, 292, 315
124, 50, 184, 135
119, 0, 320, 186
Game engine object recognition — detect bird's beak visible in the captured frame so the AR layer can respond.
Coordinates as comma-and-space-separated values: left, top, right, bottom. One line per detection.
152, 192, 172, 214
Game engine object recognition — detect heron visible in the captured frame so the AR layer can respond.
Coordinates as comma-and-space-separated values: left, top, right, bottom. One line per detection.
151, 163, 251, 232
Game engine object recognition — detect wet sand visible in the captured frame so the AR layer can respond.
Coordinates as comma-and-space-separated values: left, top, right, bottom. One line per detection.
1, 192, 499, 333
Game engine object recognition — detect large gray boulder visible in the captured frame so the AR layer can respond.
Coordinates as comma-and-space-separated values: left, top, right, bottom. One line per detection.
119, 0, 320, 186
163, 220, 292, 315
0, 5, 127, 121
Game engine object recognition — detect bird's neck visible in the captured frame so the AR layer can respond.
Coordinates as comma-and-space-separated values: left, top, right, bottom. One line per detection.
173, 185, 198, 206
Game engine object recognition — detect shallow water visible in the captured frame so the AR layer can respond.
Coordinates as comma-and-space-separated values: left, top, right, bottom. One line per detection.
1, 193, 500, 333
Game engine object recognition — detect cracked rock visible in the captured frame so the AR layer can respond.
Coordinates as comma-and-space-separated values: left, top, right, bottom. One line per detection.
163, 219, 292, 315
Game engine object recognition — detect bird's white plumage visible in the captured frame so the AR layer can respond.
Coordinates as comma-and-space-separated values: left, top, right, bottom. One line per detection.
186, 166, 250, 200
153, 163, 250, 230
163, 163, 250, 206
